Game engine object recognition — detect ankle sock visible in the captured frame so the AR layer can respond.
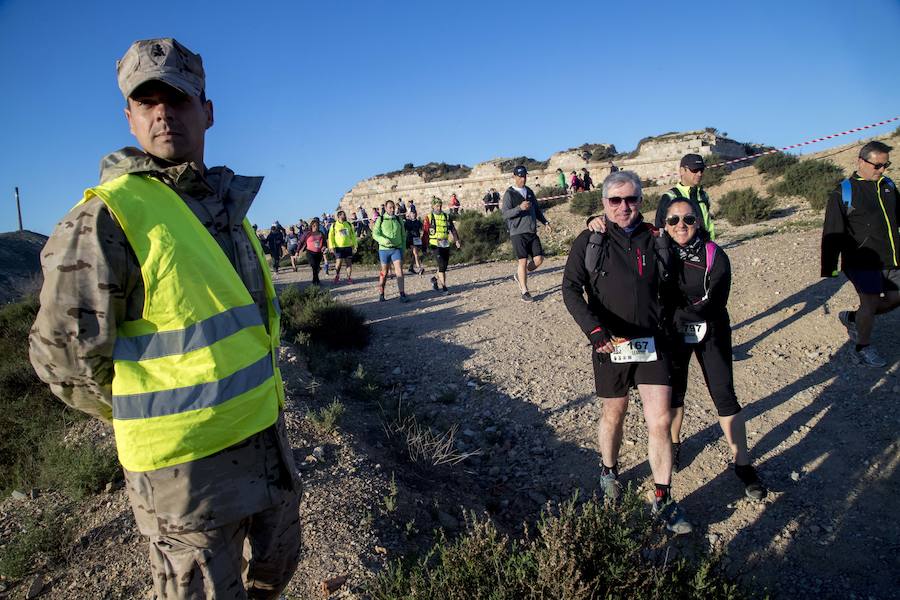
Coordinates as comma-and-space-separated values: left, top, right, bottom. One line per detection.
734, 464, 759, 485
654, 483, 671, 504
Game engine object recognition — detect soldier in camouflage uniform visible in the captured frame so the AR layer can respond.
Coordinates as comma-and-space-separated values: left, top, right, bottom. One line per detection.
29, 38, 301, 599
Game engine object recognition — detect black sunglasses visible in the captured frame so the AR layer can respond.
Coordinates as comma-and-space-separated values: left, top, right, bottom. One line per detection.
666, 214, 698, 226
687, 167, 705, 174
861, 157, 891, 170
606, 195, 641, 206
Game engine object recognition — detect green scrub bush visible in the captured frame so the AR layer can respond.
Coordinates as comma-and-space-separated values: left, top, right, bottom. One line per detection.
718, 188, 775, 226
569, 190, 603, 216
768, 159, 844, 211
368, 493, 750, 600
754, 151, 799, 178
279, 285, 369, 350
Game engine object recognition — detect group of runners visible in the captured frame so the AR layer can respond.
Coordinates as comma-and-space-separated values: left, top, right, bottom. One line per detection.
263, 144, 898, 537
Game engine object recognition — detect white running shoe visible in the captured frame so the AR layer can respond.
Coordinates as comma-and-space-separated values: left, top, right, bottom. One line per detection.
853, 345, 886, 367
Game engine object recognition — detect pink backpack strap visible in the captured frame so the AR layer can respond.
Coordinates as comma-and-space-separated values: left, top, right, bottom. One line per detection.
705, 241, 717, 275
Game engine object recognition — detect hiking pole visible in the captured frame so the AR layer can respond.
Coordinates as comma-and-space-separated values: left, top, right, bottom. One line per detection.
15, 187, 23, 232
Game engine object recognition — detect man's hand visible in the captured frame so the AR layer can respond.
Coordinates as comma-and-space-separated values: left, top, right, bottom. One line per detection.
589, 327, 613, 353
520, 200, 531, 211
587, 215, 607, 233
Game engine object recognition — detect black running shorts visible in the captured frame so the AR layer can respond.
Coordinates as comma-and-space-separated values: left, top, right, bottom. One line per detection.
433, 246, 450, 272
333, 246, 353, 260
592, 347, 672, 398
511, 232, 544, 260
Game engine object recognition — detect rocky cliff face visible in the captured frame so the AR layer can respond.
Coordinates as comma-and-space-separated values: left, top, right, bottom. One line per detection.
338, 130, 758, 215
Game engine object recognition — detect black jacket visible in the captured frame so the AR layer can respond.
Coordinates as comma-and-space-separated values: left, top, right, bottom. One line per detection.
821, 174, 899, 275
563, 219, 673, 341
671, 240, 731, 329
501, 187, 547, 235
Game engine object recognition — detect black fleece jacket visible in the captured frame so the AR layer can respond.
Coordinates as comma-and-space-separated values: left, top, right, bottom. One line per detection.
563, 219, 673, 341
671, 240, 731, 329
821, 174, 899, 276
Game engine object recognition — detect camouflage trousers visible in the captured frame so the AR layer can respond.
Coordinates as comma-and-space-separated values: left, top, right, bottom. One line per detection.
148, 485, 301, 599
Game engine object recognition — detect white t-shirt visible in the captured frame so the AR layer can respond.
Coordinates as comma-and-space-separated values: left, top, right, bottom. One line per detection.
513, 186, 528, 199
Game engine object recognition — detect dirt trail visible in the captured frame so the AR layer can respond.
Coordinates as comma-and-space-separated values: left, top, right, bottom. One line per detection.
276, 223, 899, 599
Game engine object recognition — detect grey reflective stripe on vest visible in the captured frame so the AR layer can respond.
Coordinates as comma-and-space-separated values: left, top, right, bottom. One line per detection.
113, 304, 264, 361
112, 353, 274, 420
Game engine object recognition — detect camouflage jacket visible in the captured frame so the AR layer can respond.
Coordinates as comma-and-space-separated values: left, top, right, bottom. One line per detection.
29, 148, 299, 535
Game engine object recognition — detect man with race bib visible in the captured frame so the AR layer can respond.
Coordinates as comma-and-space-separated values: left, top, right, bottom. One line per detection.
563, 170, 692, 534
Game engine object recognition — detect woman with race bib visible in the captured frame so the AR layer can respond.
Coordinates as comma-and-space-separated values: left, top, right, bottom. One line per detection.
664, 199, 766, 500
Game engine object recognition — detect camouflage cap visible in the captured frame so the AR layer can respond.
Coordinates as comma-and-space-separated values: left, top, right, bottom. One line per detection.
116, 38, 205, 98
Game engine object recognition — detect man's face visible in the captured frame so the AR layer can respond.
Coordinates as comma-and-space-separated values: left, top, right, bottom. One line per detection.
603, 181, 642, 228
386, 203, 396, 215
514, 174, 527, 187
680, 165, 704, 187
337, 212, 346, 222
125, 80, 213, 165
858, 151, 890, 181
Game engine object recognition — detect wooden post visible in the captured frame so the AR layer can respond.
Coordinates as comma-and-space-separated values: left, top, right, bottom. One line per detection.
15, 187, 23, 232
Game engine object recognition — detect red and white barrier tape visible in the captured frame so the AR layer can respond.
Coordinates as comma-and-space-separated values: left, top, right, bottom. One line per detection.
701, 116, 899, 174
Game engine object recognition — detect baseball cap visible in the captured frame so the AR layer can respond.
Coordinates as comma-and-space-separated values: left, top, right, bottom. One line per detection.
117, 38, 205, 98
513, 165, 528, 177
680, 154, 706, 170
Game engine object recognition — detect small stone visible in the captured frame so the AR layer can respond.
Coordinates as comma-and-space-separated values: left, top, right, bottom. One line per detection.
790, 471, 800, 482
26, 575, 43, 599
707, 533, 721, 544
466, 381, 477, 387
10, 490, 27, 501
392, 367, 402, 375
437, 511, 459, 530
312, 446, 326, 462
462, 429, 476, 438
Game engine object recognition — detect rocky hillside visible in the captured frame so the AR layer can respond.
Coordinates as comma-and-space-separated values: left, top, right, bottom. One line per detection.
339, 129, 760, 215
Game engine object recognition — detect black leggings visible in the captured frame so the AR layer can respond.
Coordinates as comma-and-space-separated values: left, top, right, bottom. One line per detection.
670, 321, 741, 417
307, 251, 323, 284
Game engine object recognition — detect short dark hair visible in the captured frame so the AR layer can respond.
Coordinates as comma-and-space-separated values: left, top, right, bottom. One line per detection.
859, 141, 892, 160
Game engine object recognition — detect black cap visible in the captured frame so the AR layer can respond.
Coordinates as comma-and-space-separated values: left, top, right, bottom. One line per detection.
680, 154, 706, 170
513, 165, 528, 177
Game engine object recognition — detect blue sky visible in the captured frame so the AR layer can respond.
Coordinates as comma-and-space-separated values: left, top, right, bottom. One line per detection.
1, 0, 898, 235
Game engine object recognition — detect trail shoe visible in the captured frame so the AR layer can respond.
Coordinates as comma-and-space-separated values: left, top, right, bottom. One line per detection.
399, 292, 409, 303
735, 464, 767, 500
521, 292, 534, 303
441, 286, 450, 295
347, 277, 354, 285
838, 310, 858, 342
672, 442, 682, 473
418, 267, 426, 275
431, 276, 439, 291
853, 345, 886, 367
333, 275, 340, 284
379, 293, 386, 302
652, 498, 693, 535
407, 265, 415, 274
599, 464, 621, 502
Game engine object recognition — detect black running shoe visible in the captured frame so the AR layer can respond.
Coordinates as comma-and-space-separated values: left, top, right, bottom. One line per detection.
378, 293, 386, 302
521, 292, 533, 302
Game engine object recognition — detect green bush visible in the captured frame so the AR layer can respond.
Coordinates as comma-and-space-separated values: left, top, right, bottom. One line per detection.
452, 211, 510, 264
701, 154, 728, 187
369, 493, 749, 599
536, 185, 566, 199
718, 188, 775, 226
569, 190, 603, 216
641, 192, 661, 216
768, 159, 844, 210
754, 151, 799, 178
280, 285, 369, 350
0, 299, 119, 498
0, 506, 74, 579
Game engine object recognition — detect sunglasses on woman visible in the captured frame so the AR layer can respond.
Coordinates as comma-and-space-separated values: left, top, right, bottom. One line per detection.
606, 195, 641, 206
666, 214, 697, 226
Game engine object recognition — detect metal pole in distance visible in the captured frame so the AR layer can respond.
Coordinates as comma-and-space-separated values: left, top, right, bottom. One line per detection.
15, 187, 23, 232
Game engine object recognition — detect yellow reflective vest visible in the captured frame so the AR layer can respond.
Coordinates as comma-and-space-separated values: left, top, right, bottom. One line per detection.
428, 212, 451, 247
79, 174, 284, 472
